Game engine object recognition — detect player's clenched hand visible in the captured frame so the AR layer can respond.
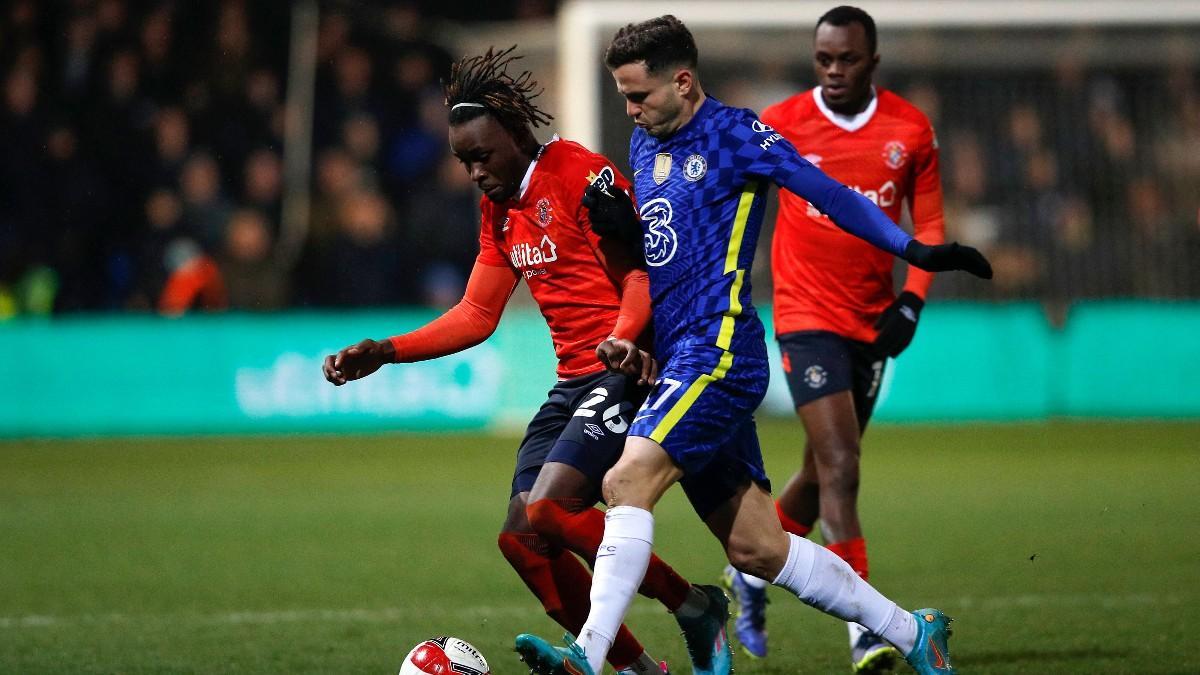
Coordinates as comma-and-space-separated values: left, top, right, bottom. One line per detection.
903, 240, 994, 279
873, 291, 924, 358
322, 338, 395, 386
596, 338, 658, 386
582, 183, 642, 243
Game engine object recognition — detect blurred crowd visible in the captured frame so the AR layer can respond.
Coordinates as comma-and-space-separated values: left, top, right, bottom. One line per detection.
713, 49, 1200, 304
1, 1, 1197, 319
0, 0, 556, 318
887, 63, 1200, 301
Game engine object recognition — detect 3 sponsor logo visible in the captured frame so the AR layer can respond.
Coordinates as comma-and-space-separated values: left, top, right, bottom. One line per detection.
639, 198, 678, 267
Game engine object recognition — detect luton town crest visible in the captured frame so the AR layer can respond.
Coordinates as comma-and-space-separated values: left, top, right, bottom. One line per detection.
804, 365, 828, 389
536, 197, 553, 227
882, 140, 908, 170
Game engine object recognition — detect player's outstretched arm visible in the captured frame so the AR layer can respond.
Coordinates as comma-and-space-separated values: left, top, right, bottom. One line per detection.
792, 170, 992, 279
744, 116, 992, 279
596, 337, 657, 386
321, 260, 518, 386
323, 339, 394, 386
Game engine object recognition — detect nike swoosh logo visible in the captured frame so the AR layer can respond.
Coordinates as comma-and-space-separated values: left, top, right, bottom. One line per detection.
633, 415, 654, 424
633, 169, 644, 176
929, 638, 947, 669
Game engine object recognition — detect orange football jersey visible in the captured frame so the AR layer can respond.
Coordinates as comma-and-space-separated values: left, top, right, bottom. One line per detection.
764, 87, 944, 342
476, 137, 634, 378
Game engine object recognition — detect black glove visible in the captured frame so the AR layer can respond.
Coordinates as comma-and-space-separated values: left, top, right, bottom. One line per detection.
873, 291, 924, 358
904, 240, 993, 279
582, 183, 641, 243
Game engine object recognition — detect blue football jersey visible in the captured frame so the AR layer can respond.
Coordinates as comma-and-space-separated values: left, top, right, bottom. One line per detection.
630, 97, 912, 361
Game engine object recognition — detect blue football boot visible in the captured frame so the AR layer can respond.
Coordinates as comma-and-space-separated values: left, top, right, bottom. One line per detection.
515, 633, 593, 675
904, 609, 956, 674
720, 564, 768, 658
673, 584, 734, 675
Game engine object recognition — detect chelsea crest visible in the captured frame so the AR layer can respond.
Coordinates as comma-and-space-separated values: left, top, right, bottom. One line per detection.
683, 154, 707, 182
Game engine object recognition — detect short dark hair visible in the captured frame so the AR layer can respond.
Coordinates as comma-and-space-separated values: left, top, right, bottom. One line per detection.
443, 45, 552, 137
604, 15, 698, 74
815, 6, 877, 56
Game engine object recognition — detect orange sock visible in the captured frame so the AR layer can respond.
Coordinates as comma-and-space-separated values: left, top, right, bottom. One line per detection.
775, 500, 813, 538
528, 498, 692, 611
499, 531, 644, 670
826, 537, 869, 581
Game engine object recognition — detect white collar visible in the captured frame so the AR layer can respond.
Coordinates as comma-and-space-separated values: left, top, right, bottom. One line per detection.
813, 87, 877, 132
518, 134, 560, 201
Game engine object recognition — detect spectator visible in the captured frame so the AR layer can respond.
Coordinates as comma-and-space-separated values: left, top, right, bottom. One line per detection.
151, 105, 191, 186
179, 151, 234, 250
320, 190, 410, 307
220, 209, 289, 310
241, 148, 283, 226
43, 120, 110, 311
402, 154, 479, 307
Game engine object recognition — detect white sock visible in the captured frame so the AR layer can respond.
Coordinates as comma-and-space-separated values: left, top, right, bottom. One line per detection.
673, 584, 710, 619
771, 533, 918, 655
740, 571, 769, 589
576, 506, 654, 674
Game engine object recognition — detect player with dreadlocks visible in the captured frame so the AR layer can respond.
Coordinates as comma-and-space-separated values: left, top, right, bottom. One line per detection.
323, 47, 729, 675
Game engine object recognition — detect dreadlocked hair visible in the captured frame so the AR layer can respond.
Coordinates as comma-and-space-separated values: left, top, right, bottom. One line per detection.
444, 45, 553, 137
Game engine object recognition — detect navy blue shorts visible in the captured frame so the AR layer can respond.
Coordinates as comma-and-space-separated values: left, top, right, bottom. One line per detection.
510, 370, 648, 499
778, 330, 887, 426
629, 345, 772, 519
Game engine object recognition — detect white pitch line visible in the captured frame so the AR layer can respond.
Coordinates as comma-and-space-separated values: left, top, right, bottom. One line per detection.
0, 592, 1189, 630
0, 604, 668, 629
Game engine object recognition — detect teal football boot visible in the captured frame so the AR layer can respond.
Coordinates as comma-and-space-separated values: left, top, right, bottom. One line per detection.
515, 633, 594, 675
673, 584, 734, 675
903, 609, 956, 674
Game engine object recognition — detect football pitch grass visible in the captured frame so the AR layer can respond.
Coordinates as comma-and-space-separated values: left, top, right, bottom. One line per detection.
2, 420, 1197, 674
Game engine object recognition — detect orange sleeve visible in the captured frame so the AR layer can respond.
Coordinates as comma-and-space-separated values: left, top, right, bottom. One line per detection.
581, 219, 652, 344
388, 258, 519, 362
575, 157, 653, 345
903, 123, 945, 299
610, 266, 651, 343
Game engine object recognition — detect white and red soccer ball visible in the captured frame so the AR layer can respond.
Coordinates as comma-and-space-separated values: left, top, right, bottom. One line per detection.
398, 636, 490, 675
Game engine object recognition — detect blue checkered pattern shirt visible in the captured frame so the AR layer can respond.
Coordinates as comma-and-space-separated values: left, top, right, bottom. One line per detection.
630, 96, 912, 361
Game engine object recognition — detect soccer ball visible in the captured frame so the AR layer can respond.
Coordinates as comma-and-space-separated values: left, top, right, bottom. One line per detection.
398, 636, 490, 675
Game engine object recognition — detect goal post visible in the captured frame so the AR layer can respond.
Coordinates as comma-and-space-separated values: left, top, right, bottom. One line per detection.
558, 0, 1200, 149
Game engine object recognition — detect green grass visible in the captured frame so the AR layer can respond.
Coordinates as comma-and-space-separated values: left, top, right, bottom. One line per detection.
2, 420, 1198, 674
